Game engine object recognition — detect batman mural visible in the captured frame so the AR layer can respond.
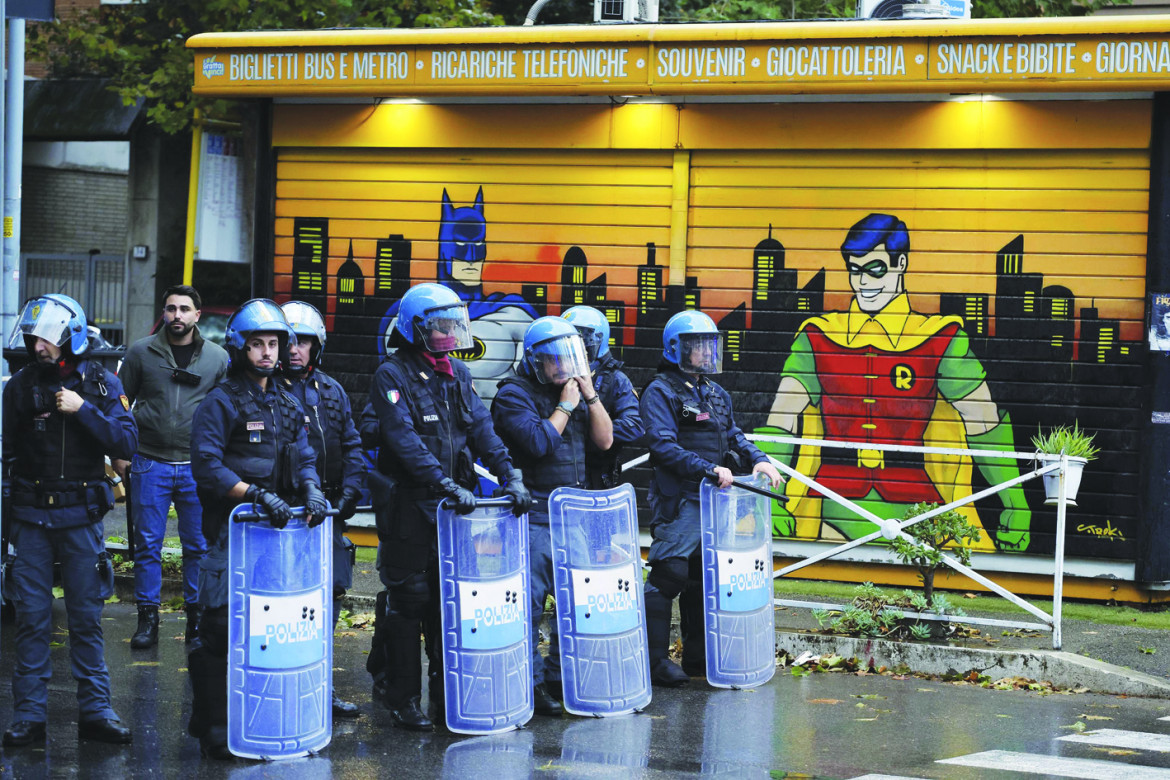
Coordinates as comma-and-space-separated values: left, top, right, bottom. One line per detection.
379, 187, 537, 402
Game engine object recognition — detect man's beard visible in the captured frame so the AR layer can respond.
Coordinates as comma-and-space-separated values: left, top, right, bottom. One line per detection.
168, 320, 194, 338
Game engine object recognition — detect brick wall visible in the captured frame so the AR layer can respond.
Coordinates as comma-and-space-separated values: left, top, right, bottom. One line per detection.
22, 165, 128, 256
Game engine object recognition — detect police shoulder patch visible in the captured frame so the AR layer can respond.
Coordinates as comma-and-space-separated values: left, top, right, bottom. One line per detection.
388, 389, 400, 404
119, 394, 130, 411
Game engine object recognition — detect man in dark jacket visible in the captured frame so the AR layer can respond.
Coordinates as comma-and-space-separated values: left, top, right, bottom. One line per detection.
114, 284, 228, 649
640, 310, 781, 687
2, 294, 138, 747
187, 299, 326, 759
492, 316, 613, 717
370, 282, 530, 732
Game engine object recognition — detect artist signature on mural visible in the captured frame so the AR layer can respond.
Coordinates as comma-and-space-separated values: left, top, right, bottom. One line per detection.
1076, 521, 1127, 542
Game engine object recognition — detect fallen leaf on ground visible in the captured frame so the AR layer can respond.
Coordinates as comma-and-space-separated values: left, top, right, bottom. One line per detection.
807, 699, 843, 704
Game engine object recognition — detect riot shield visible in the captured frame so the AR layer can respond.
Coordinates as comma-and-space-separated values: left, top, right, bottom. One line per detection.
436, 497, 532, 735
698, 473, 776, 689
548, 484, 650, 716
227, 504, 333, 759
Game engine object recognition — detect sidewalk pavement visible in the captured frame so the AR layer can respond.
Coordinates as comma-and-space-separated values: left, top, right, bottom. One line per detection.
101, 506, 1170, 699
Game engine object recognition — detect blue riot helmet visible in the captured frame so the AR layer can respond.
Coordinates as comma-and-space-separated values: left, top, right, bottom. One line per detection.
562, 305, 610, 365
8, 293, 89, 358
396, 283, 474, 354
224, 298, 290, 377
663, 310, 723, 375
522, 316, 591, 385
281, 300, 327, 373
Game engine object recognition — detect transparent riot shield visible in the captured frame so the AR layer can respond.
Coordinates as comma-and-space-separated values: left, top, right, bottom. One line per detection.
437, 497, 532, 735
698, 473, 776, 689
227, 505, 332, 760
548, 484, 650, 716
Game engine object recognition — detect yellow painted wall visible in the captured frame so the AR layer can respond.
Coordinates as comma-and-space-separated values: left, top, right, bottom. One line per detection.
275, 96, 1150, 565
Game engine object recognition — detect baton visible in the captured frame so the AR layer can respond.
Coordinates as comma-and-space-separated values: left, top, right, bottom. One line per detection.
704, 470, 789, 505
233, 507, 340, 523
439, 496, 517, 512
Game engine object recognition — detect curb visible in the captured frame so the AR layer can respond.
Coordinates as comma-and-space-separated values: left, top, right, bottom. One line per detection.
776, 630, 1170, 699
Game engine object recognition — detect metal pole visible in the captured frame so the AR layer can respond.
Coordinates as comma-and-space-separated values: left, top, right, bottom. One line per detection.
1052, 451, 1069, 650
2, 17, 22, 362
183, 108, 203, 285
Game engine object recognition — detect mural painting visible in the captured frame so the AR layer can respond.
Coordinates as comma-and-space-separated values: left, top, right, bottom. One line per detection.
278, 173, 1143, 563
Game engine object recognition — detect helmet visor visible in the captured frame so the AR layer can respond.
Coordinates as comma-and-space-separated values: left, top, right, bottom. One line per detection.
8, 298, 78, 350
678, 332, 723, 375
531, 333, 591, 385
573, 325, 603, 363
420, 303, 473, 353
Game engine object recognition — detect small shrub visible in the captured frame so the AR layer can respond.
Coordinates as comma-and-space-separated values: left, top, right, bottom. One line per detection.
891, 502, 983, 605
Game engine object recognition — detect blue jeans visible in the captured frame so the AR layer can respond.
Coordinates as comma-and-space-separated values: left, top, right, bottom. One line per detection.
131, 454, 207, 607
8, 521, 117, 722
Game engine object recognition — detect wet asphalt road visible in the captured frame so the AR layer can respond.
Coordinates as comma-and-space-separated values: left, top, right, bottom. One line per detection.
3, 602, 1170, 779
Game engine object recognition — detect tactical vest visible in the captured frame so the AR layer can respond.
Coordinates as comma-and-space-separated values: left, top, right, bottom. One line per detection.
377, 353, 477, 490
586, 359, 624, 489
289, 371, 348, 488
498, 374, 587, 494
12, 361, 113, 483
654, 369, 733, 492
219, 376, 304, 499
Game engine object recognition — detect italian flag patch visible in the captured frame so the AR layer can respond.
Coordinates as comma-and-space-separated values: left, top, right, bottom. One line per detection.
387, 389, 400, 404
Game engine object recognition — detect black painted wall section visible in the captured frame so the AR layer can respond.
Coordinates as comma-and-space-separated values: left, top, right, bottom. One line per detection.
1138, 93, 1170, 583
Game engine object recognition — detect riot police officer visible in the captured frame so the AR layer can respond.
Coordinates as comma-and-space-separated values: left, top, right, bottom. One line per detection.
640, 310, 782, 687
188, 299, 326, 759
492, 316, 613, 716
280, 300, 364, 718
370, 283, 531, 732
562, 305, 644, 489
2, 294, 138, 746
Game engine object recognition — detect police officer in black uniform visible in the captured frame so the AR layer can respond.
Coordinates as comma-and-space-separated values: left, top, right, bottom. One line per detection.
562, 305, 644, 489
2, 294, 138, 747
280, 300, 364, 718
640, 310, 781, 687
187, 299, 327, 759
492, 316, 613, 716
370, 283, 530, 732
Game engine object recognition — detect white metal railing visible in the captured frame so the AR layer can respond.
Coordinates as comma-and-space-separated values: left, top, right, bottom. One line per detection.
478, 436, 1076, 648
750, 434, 1074, 649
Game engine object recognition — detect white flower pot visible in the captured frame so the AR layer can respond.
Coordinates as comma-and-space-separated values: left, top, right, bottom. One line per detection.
1042, 456, 1087, 506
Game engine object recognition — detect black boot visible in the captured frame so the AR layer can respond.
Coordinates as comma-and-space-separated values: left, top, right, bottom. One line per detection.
188, 639, 231, 759
533, 683, 563, 717
388, 696, 433, 731
645, 591, 689, 688
185, 604, 204, 644
131, 606, 160, 649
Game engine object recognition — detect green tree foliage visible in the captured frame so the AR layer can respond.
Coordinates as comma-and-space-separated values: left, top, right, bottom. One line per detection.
28, 0, 503, 133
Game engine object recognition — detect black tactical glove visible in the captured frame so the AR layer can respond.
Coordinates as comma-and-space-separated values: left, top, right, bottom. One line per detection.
437, 477, 477, 515
336, 486, 362, 522
302, 482, 330, 528
499, 469, 533, 516
246, 485, 294, 530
